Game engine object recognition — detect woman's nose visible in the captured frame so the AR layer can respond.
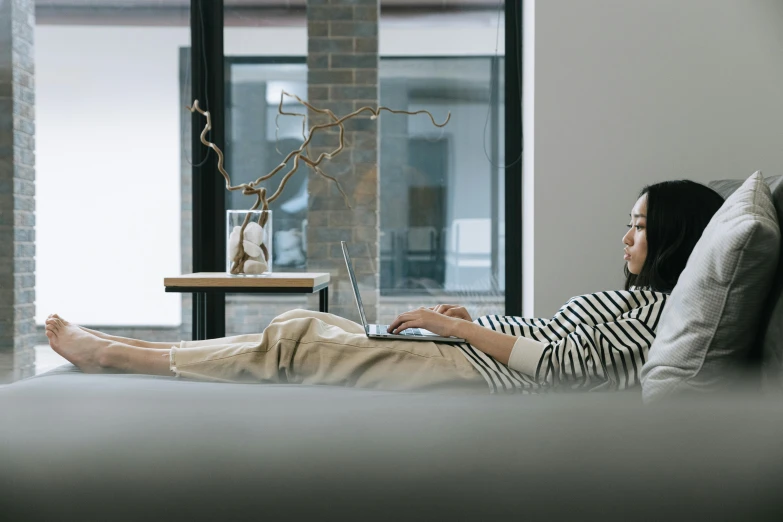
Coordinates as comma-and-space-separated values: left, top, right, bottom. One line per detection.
623, 228, 633, 245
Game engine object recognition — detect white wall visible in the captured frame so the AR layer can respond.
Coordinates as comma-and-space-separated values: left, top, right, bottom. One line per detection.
35, 21, 505, 326
35, 26, 189, 326
525, 0, 783, 317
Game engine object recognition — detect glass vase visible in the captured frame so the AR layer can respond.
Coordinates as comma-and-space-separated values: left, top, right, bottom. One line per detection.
227, 210, 273, 276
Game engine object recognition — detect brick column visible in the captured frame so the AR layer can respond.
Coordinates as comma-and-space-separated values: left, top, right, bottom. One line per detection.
306, 0, 380, 322
0, 0, 36, 382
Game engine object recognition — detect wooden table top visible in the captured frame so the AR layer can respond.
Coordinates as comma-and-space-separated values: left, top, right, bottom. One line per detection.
164, 272, 330, 289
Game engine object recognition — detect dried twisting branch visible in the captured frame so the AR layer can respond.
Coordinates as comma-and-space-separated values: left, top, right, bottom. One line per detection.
186, 93, 450, 275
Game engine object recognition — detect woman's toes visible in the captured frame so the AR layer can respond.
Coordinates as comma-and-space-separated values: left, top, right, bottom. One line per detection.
47, 314, 66, 325
44, 324, 109, 373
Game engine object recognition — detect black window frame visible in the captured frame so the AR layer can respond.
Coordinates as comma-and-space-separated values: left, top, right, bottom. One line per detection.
190, 0, 522, 338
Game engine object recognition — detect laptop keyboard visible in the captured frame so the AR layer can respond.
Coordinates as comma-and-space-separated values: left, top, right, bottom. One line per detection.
377, 325, 424, 336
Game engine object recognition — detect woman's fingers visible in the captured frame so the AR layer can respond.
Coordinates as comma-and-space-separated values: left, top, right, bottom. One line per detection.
391, 320, 418, 334
391, 306, 466, 334
389, 310, 426, 334
388, 312, 412, 333
443, 307, 471, 321
387, 316, 403, 333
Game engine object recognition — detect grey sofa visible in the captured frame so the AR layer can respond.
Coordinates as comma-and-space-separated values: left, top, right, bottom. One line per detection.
2, 365, 783, 521
4, 175, 783, 521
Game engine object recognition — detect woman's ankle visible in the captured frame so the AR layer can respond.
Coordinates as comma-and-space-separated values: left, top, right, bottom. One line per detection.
96, 342, 119, 370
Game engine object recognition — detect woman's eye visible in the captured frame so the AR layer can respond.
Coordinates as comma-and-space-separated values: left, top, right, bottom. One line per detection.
636, 225, 645, 231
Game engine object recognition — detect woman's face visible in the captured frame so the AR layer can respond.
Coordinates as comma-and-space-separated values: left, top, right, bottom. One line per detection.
623, 195, 648, 275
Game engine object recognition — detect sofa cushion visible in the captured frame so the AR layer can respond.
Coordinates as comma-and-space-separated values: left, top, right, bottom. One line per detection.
709, 174, 783, 393
641, 171, 780, 402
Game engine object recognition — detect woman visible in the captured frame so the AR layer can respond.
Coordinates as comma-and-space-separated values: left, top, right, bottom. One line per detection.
45, 181, 725, 394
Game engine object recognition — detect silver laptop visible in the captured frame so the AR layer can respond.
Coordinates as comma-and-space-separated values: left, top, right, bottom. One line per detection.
341, 241, 466, 343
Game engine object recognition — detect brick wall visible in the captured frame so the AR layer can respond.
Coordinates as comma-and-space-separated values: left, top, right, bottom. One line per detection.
0, 0, 36, 382
306, 0, 380, 323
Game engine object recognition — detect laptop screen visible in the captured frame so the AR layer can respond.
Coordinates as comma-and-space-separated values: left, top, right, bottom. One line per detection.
341, 241, 368, 329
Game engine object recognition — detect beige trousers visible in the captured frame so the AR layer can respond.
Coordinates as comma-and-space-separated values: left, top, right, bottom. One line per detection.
170, 309, 487, 393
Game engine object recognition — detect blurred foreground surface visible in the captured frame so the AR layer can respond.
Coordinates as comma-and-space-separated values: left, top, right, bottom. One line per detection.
2, 366, 783, 521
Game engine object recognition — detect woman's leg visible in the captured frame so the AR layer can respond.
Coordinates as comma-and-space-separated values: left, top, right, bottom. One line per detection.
43, 310, 356, 373
269, 308, 366, 334
48, 309, 362, 352
81, 327, 178, 350
45, 317, 173, 376
48, 314, 178, 349
47, 309, 487, 393
170, 309, 486, 392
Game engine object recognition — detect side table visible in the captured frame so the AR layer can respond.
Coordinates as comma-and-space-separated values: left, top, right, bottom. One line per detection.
164, 272, 330, 341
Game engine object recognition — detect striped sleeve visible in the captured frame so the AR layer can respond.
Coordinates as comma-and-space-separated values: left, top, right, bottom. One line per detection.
457, 290, 668, 393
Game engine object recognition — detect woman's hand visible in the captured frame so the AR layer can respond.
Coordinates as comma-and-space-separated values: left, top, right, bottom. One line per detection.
388, 307, 462, 338
429, 304, 472, 322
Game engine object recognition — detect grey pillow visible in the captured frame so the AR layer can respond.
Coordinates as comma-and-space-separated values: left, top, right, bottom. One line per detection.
641, 171, 780, 403
709, 174, 783, 393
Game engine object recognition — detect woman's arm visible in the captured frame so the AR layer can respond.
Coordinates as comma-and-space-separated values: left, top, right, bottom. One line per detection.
391, 290, 666, 390
452, 321, 516, 365
387, 308, 546, 366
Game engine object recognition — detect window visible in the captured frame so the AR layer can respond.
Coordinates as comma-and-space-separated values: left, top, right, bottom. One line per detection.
36, 1, 188, 329
204, 2, 512, 334
378, 57, 505, 298
220, 55, 505, 330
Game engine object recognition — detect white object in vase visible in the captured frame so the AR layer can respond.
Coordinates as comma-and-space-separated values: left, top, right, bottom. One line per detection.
242, 240, 263, 258
229, 226, 242, 260
230, 224, 265, 252
243, 258, 268, 274
243, 221, 264, 245
229, 225, 268, 269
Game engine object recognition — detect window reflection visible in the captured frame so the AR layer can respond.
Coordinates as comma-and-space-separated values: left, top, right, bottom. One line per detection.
225, 56, 505, 296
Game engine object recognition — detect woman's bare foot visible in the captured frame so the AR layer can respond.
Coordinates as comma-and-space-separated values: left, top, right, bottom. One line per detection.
47, 314, 178, 350
45, 316, 113, 373
46, 315, 174, 376
47, 313, 131, 344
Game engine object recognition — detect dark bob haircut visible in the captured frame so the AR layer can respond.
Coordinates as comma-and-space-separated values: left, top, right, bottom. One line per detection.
624, 180, 725, 293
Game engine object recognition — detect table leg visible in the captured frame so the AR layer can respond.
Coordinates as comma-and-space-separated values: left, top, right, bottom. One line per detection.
205, 293, 226, 340
319, 287, 329, 314
193, 292, 207, 341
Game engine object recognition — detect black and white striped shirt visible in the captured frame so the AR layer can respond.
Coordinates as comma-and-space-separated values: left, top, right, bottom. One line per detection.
457, 289, 668, 394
